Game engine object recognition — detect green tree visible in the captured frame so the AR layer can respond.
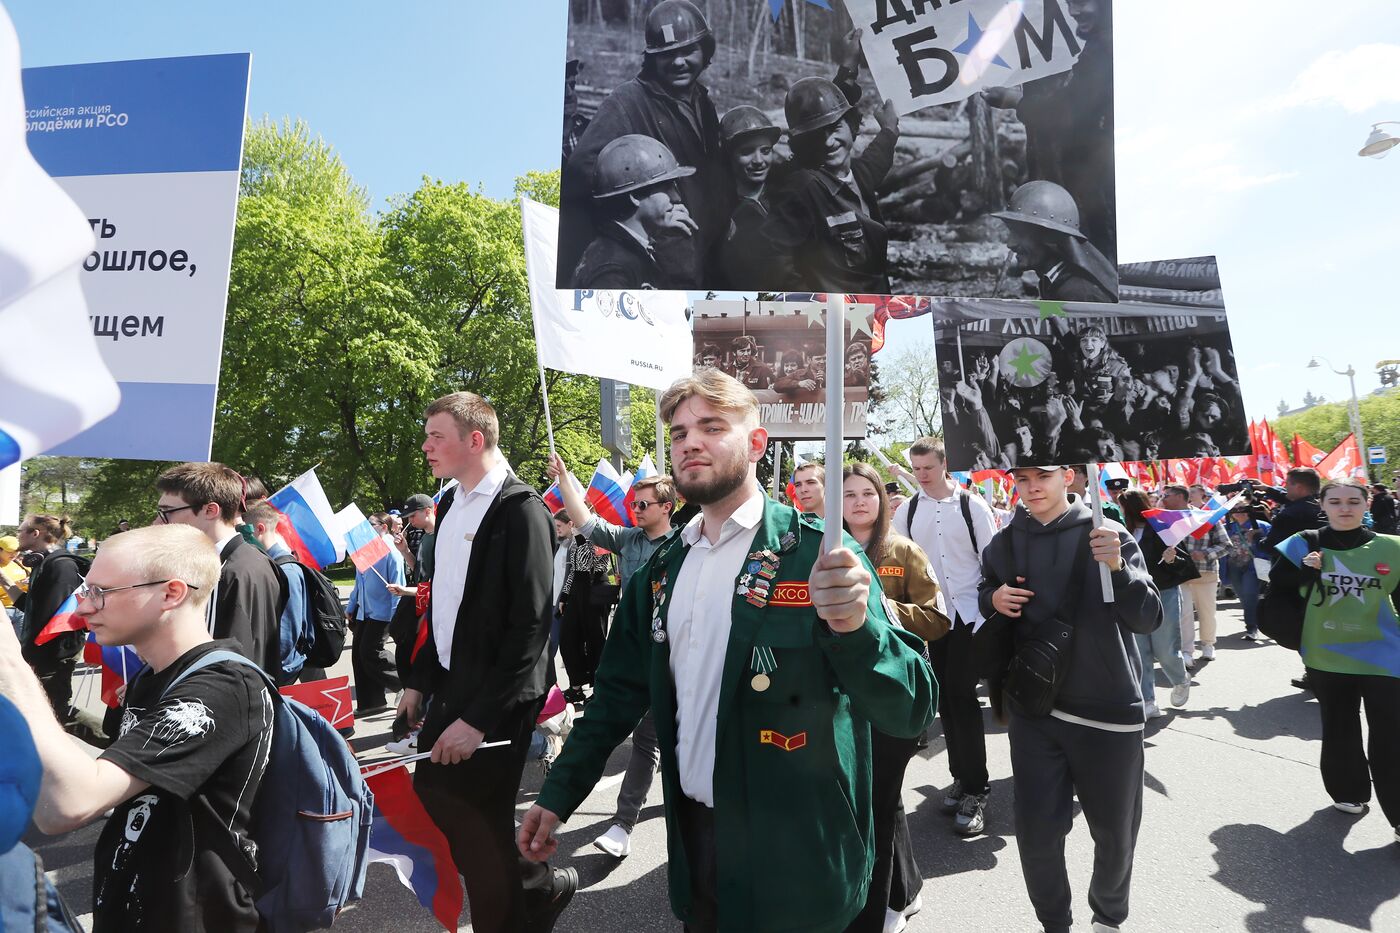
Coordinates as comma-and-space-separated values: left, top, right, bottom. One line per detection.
1273, 389, 1400, 480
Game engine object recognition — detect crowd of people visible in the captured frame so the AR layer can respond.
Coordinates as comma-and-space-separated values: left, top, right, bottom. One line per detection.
1, 370, 1398, 933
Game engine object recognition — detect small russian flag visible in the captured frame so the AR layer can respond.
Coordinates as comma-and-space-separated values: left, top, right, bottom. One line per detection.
542, 482, 564, 513
1143, 494, 1241, 549
34, 590, 84, 645
623, 454, 657, 524
336, 504, 392, 573
267, 469, 345, 571
585, 459, 632, 528
82, 632, 143, 709
363, 765, 464, 931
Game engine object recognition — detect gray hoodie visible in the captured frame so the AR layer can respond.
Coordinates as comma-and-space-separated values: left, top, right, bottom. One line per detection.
977, 495, 1162, 726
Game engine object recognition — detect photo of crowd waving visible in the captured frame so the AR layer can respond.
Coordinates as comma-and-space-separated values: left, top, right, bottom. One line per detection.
556, 0, 1117, 298
933, 299, 1249, 472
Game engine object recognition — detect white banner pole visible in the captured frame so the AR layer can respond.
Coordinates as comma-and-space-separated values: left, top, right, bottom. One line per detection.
824, 295, 845, 552
1086, 462, 1115, 603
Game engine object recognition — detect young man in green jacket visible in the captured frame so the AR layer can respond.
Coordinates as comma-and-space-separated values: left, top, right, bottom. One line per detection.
519, 369, 937, 933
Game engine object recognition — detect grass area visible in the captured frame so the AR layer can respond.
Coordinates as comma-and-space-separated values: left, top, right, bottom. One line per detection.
326, 566, 356, 588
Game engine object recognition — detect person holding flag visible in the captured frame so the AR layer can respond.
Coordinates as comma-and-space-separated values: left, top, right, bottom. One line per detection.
519, 369, 935, 933
345, 512, 406, 715
1176, 485, 1232, 665
547, 450, 679, 859
14, 514, 85, 723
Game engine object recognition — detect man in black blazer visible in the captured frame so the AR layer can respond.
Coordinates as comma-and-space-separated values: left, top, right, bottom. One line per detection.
398, 392, 576, 933
155, 462, 286, 677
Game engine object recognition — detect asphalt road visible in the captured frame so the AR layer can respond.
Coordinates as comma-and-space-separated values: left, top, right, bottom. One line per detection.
29, 597, 1400, 932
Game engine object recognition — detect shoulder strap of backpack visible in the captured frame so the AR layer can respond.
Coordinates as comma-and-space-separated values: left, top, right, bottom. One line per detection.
958, 489, 979, 554
161, 649, 277, 701
271, 552, 298, 567
905, 493, 920, 538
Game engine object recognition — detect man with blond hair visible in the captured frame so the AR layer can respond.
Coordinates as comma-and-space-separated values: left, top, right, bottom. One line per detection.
155, 462, 286, 675
398, 391, 576, 932
520, 369, 936, 933
0, 524, 275, 932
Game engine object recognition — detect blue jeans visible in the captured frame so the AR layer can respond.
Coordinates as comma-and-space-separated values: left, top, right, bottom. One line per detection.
1225, 563, 1262, 635
1136, 586, 1186, 704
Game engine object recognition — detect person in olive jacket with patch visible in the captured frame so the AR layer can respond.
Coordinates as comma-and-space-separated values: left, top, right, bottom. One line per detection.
519, 370, 936, 933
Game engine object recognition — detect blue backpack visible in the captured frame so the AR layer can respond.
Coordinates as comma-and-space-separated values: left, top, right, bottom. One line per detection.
163, 650, 374, 932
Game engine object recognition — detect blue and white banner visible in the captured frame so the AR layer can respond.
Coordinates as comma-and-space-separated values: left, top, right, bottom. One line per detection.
22, 52, 250, 460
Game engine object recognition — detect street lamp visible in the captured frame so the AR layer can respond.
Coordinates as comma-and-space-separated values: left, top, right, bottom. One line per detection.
1307, 356, 1370, 479
1359, 122, 1400, 158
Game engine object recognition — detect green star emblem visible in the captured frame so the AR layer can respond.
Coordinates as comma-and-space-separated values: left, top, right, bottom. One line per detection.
1008, 344, 1046, 380
1035, 301, 1067, 320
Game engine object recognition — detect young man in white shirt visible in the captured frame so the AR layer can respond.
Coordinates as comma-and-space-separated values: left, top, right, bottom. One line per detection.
891, 437, 998, 835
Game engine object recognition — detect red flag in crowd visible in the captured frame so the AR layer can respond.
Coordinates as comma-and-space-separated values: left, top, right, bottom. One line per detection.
1317, 433, 1367, 480
1293, 434, 1327, 468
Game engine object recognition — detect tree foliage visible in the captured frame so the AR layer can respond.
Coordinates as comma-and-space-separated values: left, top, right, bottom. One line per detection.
1274, 389, 1400, 479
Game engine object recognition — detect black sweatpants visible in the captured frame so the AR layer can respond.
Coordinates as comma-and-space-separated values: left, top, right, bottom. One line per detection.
415, 695, 554, 933
350, 617, 401, 710
1309, 667, 1400, 825
930, 620, 989, 794
845, 729, 922, 933
678, 795, 719, 933
558, 594, 607, 689
1009, 713, 1144, 933
34, 654, 77, 724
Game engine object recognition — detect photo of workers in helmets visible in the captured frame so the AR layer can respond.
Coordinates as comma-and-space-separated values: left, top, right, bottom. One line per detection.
555, 0, 1117, 300
930, 257, 1246, 472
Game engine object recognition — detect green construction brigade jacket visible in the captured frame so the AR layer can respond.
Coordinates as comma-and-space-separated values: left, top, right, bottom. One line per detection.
537, 498, 937, 933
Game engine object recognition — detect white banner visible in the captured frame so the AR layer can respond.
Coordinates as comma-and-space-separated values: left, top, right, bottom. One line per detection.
521, 198, 692, 392
0, 465, 19, 526
847, 0, 1085, 115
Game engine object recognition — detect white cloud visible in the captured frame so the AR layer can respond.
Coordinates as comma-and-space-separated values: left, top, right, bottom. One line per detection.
1275, 44, 1400, 113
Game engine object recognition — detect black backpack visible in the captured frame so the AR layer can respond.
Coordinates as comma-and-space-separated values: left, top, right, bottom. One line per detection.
271, 555, 347, 668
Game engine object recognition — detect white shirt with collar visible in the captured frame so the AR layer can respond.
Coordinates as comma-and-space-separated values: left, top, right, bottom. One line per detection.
668, 486, 766, 808
892, 487, 997, 630
431, 460, 510, 670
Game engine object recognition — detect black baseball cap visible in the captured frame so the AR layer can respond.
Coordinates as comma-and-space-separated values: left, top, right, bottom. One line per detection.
401, 493, 435, 513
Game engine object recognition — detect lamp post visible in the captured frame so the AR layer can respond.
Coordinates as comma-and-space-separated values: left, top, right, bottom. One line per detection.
1359, 122, 1400, 158
1307, 356, 1369, 480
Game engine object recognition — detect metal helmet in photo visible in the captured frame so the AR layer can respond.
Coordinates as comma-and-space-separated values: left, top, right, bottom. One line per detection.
784, 76, 856, 137
991, 181, 1085, 239
644, 0, 713, 54
591, 134, 696, 200
720, 105, 782, 148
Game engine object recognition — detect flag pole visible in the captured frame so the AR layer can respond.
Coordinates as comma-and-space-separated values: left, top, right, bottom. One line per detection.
824, 295, 845, 552
539, 365, 557, 460
864, 441, 919, 497
1086, 462, 1115, 603
655, 408, 666, 473
771, 441, 783, 500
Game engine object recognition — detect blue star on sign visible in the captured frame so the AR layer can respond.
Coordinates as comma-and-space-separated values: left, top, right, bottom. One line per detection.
952, 12, 1010, 68
768, 0, 831, 22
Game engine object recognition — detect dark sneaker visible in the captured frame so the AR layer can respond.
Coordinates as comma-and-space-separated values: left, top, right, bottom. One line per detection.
955, 792, 988, 835
1291, 674, 1312, 691
940, 780, 964, 814
533, 866, 578, 933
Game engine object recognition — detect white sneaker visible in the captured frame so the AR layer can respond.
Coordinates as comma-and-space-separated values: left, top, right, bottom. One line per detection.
1091, 923, 1121, 933
593, 822, 633, 858
1202, 644, 1216, 660
1333, 801, 1368, 815
883, 907, 908, 933
1144, 703, 1167, 719
1170, 682, 1190, 708
901, 893, 923, 919
1183, 651, 1196, 669
384, 728, 419, 756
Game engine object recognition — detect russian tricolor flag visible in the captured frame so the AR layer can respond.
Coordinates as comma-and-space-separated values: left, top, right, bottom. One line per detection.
34, 590, 83, 645
623, 454, 657, 524
267, 469, 344, 571
82, 632, 143, 709
337, 504, 392, 574
363, 765, 463, 931
586, 458, 632, 528
542, 482, 564, 513
1142, 495, 1241, 549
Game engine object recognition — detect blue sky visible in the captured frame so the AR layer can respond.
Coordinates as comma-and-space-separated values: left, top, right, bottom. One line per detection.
11, 0, 1400, 425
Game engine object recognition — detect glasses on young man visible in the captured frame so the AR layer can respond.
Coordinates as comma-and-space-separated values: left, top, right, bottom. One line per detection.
76, 579, 200, 611
632, 500, 657, 513
153, 504, 198, 524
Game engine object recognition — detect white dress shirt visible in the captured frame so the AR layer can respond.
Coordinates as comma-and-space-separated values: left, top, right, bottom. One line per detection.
892, 488, 996, 629
667, 488, 766, 807
431, 460, 510, 670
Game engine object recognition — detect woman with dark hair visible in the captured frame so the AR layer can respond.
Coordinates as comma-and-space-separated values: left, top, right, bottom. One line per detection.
1118, 490, 1191, 717
841, 462, 948, 933
1270, 477, 1400, 835
14, 514, 86, 723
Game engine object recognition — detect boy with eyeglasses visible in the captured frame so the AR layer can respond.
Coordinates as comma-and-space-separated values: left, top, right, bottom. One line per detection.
154, 462, 287, 677
546, 452, 679, 859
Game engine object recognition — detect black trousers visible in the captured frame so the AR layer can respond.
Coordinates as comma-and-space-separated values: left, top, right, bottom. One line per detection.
415, 696, 553, 933
558, 595, 607, 689
1009, 713, 1143, 933
845, 730, 922, 933
677, 795, 719, 933
33, 654, 77, 724
350, 617, 401, 710
929, 620, 989, 794
389, 594, 420, 684
1309, 667, 1400, 825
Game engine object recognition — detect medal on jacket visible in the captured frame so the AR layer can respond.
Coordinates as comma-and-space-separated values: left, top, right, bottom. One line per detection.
651, 574, 668, 644
751, 646, 776, 691
740, 549, 780, 608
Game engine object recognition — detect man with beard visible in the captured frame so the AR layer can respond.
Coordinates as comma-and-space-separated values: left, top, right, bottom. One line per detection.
724, 335, 775, 391
559, 0, 722, 287
519, 369, 935, 933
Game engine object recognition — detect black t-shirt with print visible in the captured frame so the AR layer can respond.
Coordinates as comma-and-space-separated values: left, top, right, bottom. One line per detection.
93, 640, 274, 933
